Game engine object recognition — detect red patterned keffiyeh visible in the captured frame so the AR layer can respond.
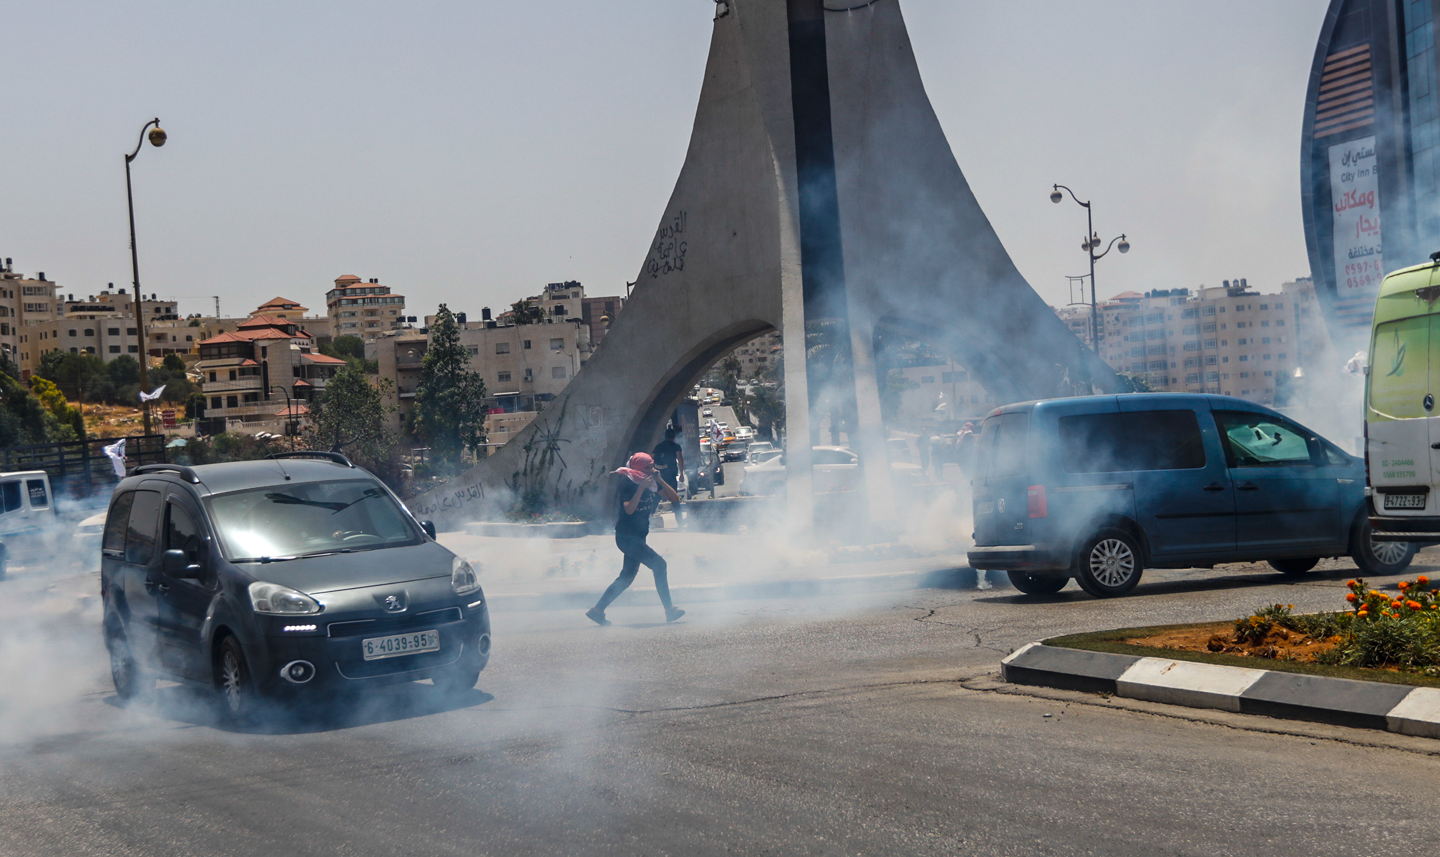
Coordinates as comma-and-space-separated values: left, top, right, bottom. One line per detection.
611, 452, 657, 488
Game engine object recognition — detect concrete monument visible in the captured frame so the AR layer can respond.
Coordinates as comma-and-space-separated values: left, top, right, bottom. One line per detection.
412, 0, 1118, 530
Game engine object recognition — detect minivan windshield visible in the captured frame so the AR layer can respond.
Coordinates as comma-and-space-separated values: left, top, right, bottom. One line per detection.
206, 479, 422, 562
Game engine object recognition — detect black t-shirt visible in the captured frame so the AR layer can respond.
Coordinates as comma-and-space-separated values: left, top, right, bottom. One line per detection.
652, 439, 682, 476
616, 483, 661, 537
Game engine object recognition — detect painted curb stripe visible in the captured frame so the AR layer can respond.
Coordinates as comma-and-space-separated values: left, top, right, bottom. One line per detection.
1385, 687, 1440, 739
1005, 643, 1440, 738
1000, 643, 1137, 694
1117, 657, 1267, 713
1237, 671, 1412, 730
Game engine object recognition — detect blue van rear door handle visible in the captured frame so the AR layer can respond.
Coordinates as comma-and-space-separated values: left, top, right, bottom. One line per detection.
1237, 482, 1260, 491
1202, 482, 1226, 492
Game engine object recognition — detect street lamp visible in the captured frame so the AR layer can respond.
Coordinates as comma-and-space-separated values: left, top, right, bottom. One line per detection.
1051, 184, 1130, 354
270, 385, 297, 451
125, 117, 167, 436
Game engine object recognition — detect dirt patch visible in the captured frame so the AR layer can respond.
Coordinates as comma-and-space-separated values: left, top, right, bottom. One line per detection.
1126, 621, 1341, 663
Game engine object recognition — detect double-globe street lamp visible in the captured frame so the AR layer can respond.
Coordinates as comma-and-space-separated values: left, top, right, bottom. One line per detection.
125, 118, 167, 436
1050, 184, 1130, 355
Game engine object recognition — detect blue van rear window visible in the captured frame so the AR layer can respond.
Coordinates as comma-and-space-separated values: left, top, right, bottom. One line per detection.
977, 413, 1029, 480
1059, 410, 1205, 473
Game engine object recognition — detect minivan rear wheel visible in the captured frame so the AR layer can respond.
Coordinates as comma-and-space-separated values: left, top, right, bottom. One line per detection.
1351, 519, 1417, 576
1006, 571, 1068, 596
1075, 528, 1143, 598
1268, 557, 1321, 575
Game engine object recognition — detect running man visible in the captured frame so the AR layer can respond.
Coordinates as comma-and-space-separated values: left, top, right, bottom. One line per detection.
586, 452, 686, 626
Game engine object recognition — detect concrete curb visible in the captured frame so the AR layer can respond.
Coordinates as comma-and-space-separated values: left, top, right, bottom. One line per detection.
488, 565, 987, 612
1001, 642, 1440, 738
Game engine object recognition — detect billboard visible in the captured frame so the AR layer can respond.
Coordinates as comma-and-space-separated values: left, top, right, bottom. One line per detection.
1328, 135, 1384, 327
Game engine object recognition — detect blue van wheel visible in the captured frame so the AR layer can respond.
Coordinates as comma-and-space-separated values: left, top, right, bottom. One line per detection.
1075, 528, 1143, 598
1006, 571, 1067, 596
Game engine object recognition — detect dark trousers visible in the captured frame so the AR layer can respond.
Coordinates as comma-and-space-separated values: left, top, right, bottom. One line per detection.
596, 532, 673, 612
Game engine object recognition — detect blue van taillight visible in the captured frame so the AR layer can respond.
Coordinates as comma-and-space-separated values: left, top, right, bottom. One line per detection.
1027, 485, 1048, 519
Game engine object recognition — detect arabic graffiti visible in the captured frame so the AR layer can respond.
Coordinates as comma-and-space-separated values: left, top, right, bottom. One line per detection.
644, 211, 688, 279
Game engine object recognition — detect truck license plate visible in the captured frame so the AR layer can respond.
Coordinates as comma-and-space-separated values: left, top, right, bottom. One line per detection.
1383, 493, 1427, 510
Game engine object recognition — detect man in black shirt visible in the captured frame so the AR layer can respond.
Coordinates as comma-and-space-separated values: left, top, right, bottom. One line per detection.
586, 452, 686, 626
652, 428, 685, 521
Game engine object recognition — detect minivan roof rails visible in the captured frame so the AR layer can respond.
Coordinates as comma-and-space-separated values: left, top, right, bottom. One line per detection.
134, 463, 202, 484
266, 451, 355, 467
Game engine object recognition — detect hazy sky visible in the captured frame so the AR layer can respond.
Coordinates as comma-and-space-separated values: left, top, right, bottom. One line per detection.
2, 0, 1326, 320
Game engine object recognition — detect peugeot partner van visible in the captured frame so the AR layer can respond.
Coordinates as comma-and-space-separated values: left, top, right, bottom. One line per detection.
100, 453, 490, 721
1366, 255, 1440, 543
967, 394, 1408, 598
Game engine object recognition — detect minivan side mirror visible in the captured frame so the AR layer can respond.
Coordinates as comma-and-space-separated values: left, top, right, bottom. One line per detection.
162, 549, 204, 580
420, 520, 437, 540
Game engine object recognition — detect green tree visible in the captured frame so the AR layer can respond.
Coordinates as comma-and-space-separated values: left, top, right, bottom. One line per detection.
186, 390, 206, 421
28, 377, 85, 438
320, 334, 378, 373
304, 366, 396, 467
412, 304, 488, 471
162, 353, 186, 372
509, 300, 544, 325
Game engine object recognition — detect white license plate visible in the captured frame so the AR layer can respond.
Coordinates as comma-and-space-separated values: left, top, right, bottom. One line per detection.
361, 629, 439, 661
1383, 493, 1427, 510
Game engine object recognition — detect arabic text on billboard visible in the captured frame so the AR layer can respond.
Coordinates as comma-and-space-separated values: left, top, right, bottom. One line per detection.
1328, 135, 1383, 325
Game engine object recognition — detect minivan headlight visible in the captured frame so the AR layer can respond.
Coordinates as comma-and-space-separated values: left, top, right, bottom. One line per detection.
249, 581, 322, 615
451, 557, 480, 596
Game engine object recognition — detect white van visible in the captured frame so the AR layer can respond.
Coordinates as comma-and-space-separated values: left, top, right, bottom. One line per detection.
1366, 255, 1440, 546
0, 470, 58, 578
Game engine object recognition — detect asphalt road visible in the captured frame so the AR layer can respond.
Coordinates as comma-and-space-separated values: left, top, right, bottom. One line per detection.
3, 555, 1440, 856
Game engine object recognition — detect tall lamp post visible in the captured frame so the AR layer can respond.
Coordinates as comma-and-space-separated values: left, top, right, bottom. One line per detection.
125, 118, 167, 436
270, 385, 297, 451
1050, 184, 1129, 354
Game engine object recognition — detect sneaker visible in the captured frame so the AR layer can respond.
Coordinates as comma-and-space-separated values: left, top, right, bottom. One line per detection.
585, 607, 611, 627
665, 606, 686, 623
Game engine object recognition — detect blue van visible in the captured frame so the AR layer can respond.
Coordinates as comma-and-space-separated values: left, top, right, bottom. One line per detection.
966, 393, 1413, 597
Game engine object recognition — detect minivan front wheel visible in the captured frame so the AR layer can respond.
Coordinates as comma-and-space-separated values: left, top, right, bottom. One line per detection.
1075, 529, 1143, 598
1351, 519, 1417, 576
216, 637, 258, 723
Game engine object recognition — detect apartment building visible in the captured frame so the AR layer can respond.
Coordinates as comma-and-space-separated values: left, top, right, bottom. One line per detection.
1052, 278, 1334, 405
189, 298, 333, 353
50, 288, 182, 362
732, 331, 781, 376
895, 360, 1001, 425
327, 275, 406, 341
194, 310, 344, 435
375, 285, 596, 442
0, 260, 64, 374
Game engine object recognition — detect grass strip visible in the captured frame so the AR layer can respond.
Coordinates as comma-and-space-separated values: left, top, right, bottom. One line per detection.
1047, 622, 1440, 689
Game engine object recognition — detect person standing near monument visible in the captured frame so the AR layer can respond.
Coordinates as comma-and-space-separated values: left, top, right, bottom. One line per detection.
652, 427, 685, 524
586, 452, 686, 627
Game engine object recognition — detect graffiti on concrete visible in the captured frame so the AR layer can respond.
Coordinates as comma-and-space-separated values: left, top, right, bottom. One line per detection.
644, 210, 688, 279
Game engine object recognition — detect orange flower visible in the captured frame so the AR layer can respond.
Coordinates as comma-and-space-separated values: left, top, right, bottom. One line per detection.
1419, 575, 1431, 585
1358, 609, 1369, 617
1393, 601, 1404, 609
1346, 592, 1358, 603
1409, 601, 1423, 610
1347, 579, 1358, 587
1399, 581, 1410, 591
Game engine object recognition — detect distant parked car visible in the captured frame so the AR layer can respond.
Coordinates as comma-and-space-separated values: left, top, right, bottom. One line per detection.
746, 441, 778, 463
739, 447, 922, 496
702, 408, 713, 418
73, 511, 108, 572
735, 427, 756, 442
